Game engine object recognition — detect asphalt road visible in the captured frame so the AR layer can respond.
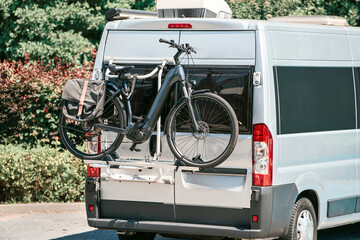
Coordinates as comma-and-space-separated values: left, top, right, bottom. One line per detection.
1, 211, 360, 240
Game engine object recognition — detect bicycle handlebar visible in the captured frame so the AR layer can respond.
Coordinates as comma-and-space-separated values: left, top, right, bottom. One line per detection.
159, 38, 174, 46
159, 38, 196, 55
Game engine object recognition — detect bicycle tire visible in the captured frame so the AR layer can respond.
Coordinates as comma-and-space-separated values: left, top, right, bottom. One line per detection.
166, 92, 238, 168
59, 89, 126, 160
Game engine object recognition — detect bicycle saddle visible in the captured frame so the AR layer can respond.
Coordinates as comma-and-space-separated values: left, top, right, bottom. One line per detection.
108, 64, 134, 73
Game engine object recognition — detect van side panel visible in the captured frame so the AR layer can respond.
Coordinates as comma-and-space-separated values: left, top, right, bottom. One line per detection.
270, 24, 358, 228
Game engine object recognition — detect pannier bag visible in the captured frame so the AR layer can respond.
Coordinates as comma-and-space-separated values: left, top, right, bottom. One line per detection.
61, 79, 106, 121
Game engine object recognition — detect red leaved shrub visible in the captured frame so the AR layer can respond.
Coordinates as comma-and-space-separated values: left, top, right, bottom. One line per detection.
0, 52, 95, 146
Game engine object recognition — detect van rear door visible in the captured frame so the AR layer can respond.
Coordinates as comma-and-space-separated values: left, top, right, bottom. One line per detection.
174, 30, 254, 227
97, 27, 255, 227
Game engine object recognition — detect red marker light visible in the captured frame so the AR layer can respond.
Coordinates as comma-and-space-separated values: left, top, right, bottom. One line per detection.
87, 165, 100, 178
252, 215, 258, 222
168, 23, 192, 29
89, 205, 95, 212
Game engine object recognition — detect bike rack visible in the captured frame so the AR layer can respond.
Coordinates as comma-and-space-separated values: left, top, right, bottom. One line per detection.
153, 59, 169, 161
84, 158, 198, 184
84, 59, 186, 184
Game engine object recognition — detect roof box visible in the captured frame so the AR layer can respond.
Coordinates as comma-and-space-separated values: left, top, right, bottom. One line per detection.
268, 15, 349, 26
157, 0, 232, 19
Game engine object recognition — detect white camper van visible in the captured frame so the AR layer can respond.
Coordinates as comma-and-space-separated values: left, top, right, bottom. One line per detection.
83, 0, 360, 239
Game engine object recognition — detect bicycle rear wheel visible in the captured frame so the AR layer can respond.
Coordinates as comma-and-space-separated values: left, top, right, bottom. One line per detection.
166, 92, 238, 168
58, 89, 126, 160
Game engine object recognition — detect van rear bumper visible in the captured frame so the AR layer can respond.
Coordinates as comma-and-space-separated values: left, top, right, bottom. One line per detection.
86, 179, 298, 238
87, 218, 262, 238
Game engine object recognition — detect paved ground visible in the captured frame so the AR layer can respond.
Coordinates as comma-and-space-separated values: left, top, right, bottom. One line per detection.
1, 211, 360, 240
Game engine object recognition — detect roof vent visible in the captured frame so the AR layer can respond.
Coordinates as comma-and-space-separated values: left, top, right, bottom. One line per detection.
157, 0, 232, 19
268, 15, 349, 26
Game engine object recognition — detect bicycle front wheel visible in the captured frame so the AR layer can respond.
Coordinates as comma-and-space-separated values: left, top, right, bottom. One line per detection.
166, 92, 238, 168
58, 89, 126, 160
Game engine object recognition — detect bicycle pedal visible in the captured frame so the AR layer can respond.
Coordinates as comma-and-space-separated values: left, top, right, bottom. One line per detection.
192, 154, 204, 163
129, 143, 141, 152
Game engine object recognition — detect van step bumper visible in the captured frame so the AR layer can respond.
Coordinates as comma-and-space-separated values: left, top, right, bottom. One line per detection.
88, 218, 261, 238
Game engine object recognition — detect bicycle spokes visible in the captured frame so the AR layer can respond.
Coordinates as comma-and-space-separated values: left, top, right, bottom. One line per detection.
167, 93, 238, 167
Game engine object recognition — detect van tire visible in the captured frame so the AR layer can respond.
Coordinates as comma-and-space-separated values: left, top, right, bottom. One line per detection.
117, 232, 156, 240
282, 198, 317, 240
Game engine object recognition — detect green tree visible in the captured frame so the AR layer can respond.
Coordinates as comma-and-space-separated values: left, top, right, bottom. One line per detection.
0, 0, 135, 64
225, 0, 360, 26
133, 0, 156, 11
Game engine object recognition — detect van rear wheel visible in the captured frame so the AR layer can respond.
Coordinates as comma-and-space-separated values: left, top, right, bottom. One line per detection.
282, 198, 317, 240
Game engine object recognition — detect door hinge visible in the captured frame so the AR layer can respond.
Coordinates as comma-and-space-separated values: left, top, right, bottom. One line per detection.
253, 72, 262, 86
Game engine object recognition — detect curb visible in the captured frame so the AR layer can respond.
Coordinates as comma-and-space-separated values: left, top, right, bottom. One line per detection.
0, 202, 85, 214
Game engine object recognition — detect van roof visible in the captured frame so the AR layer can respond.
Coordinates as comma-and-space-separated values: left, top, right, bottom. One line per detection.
104, 18, 360, 35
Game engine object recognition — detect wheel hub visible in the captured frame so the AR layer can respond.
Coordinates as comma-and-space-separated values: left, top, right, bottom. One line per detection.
297, 210, 314, 240
192, 121, 209, 140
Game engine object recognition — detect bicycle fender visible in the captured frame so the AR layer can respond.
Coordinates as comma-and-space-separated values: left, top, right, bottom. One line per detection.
191, 89, 211, 95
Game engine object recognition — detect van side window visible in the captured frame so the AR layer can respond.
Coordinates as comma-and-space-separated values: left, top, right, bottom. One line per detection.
129, 66, 253, 134
274, 67, 356, 134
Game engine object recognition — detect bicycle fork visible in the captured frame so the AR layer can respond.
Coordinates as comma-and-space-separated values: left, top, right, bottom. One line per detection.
181, 81, 200, 132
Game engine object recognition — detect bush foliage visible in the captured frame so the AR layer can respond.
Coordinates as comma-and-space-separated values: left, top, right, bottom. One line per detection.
0, 55, 94, 146
0, 144, 86, 203
0, 0, 136, 64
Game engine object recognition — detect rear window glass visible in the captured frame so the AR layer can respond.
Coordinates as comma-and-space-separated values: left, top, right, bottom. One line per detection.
104, 30, 255, 66
122, 66, 253, 133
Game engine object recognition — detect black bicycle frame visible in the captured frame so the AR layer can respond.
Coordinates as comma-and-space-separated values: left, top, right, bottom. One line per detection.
141, 66, 184, 133
124, 64, 199, 144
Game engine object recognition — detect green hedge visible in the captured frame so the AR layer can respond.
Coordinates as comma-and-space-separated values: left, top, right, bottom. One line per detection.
0, 57, 93, 147
0, 144, 86, 203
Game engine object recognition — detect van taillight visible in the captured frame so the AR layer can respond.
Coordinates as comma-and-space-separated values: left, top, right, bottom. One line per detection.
86, 135, 101, 178
87, 165, 100, 178
168, 23, 192, 29
253, 124, 273, 186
